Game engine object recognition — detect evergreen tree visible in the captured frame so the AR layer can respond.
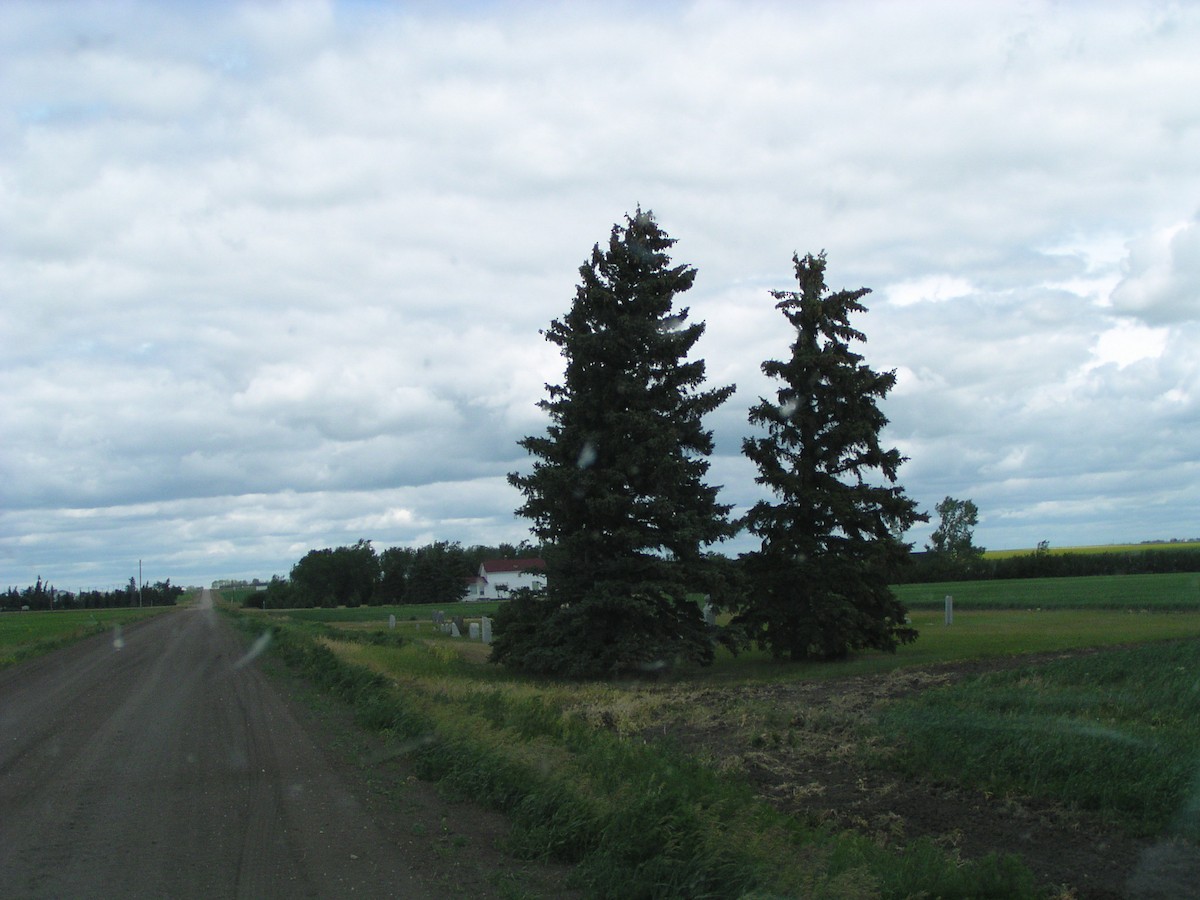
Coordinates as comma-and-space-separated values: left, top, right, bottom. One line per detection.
736, 252, 924, 661
496, 209, 734, 677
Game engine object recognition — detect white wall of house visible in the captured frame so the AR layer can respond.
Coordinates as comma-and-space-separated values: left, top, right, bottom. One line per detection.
476, 559, 546, 600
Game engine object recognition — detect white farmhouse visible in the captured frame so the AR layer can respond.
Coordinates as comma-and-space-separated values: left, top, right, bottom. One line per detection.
475, 558, 547, 600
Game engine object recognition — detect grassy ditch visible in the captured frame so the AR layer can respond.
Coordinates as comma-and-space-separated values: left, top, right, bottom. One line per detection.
0, 605, 175, 669
230, 610, 1037, 898
876, 638, 1200, 839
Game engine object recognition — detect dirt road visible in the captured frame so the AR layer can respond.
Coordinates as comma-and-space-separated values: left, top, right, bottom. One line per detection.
0, 591, 438, 899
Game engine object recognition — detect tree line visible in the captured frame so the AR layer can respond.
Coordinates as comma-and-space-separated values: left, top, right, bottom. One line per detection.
243, 540, 540, 609
903, 544, 1200, 583
2, 576, 184, 611
900, 496, 1200, 582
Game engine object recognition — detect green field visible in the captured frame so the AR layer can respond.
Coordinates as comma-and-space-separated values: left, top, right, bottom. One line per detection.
879, 637, 1200, 838
0, 606, 175, 669
895, 571, 1200, 610
234, 575, 1200, 680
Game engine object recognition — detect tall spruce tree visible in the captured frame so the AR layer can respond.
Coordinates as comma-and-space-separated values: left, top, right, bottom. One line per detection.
495, 209, 734, 677
735, 252, 924, 661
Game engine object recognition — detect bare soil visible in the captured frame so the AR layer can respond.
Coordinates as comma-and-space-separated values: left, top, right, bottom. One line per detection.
648, 650, 1200, 899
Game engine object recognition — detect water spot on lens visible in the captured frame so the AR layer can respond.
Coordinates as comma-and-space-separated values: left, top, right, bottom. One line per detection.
233, 630, 272, 669
576, 442, 597, 469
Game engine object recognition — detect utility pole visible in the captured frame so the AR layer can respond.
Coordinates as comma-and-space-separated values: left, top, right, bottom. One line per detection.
139, 559, 143, 608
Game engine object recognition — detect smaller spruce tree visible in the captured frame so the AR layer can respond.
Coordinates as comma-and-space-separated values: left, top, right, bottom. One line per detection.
735, 252, 924, 660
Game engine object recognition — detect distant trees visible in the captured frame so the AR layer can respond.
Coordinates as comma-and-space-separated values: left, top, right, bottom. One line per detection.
1, 577, 183, 611
733, 252, 924, 661
921, 496, 985, 580
392, 542, 469, 605
241, 540, 537, 609
289, 539, 379, 607
494, 210, 735, 677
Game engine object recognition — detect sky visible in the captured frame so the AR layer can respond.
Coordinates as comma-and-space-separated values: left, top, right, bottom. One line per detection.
2, 0, 1198, 591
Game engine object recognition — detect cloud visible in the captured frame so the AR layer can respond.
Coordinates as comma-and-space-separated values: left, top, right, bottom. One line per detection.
2, 0, 1200, 587
885, 275, 976, 308
1110, 218, 1200, 324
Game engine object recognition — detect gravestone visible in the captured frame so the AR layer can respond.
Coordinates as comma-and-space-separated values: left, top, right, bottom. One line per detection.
450, 622, 461, 638
388, 614, 396, 630
944, 594, 954, 626
452, 616, 466, 636
469, 622, 480, 640
481, 616, 492, 644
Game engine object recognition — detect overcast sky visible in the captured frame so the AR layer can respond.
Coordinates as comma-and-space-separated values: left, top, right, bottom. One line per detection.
2, 0, 1198, 591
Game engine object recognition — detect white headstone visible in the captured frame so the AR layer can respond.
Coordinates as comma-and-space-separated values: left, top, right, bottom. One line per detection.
388, 614, 396, 630
469, 622, 480, 639
481, 616, 492, 644
450, 622, 461, 638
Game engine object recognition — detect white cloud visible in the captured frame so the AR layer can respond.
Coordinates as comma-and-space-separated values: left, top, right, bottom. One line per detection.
1110, 218, 1200, 324
885, 275, 976, 307
3, 0, 1200, 587
1086, 322, 1169, 371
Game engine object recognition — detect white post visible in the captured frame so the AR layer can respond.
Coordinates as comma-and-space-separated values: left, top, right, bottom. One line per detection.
944, 594, 953, 625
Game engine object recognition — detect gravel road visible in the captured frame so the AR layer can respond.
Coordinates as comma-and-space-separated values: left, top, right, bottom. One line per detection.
0, 590, 438, 899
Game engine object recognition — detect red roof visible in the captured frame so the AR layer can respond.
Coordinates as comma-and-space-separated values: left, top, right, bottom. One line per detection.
480, 557, 546, 574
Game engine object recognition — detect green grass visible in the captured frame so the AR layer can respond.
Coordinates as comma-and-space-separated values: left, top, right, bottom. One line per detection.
693, 607, 1200, 685
894, 572, 1200, 610
877, 637, 1200, 839
0, 606, 175, 669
